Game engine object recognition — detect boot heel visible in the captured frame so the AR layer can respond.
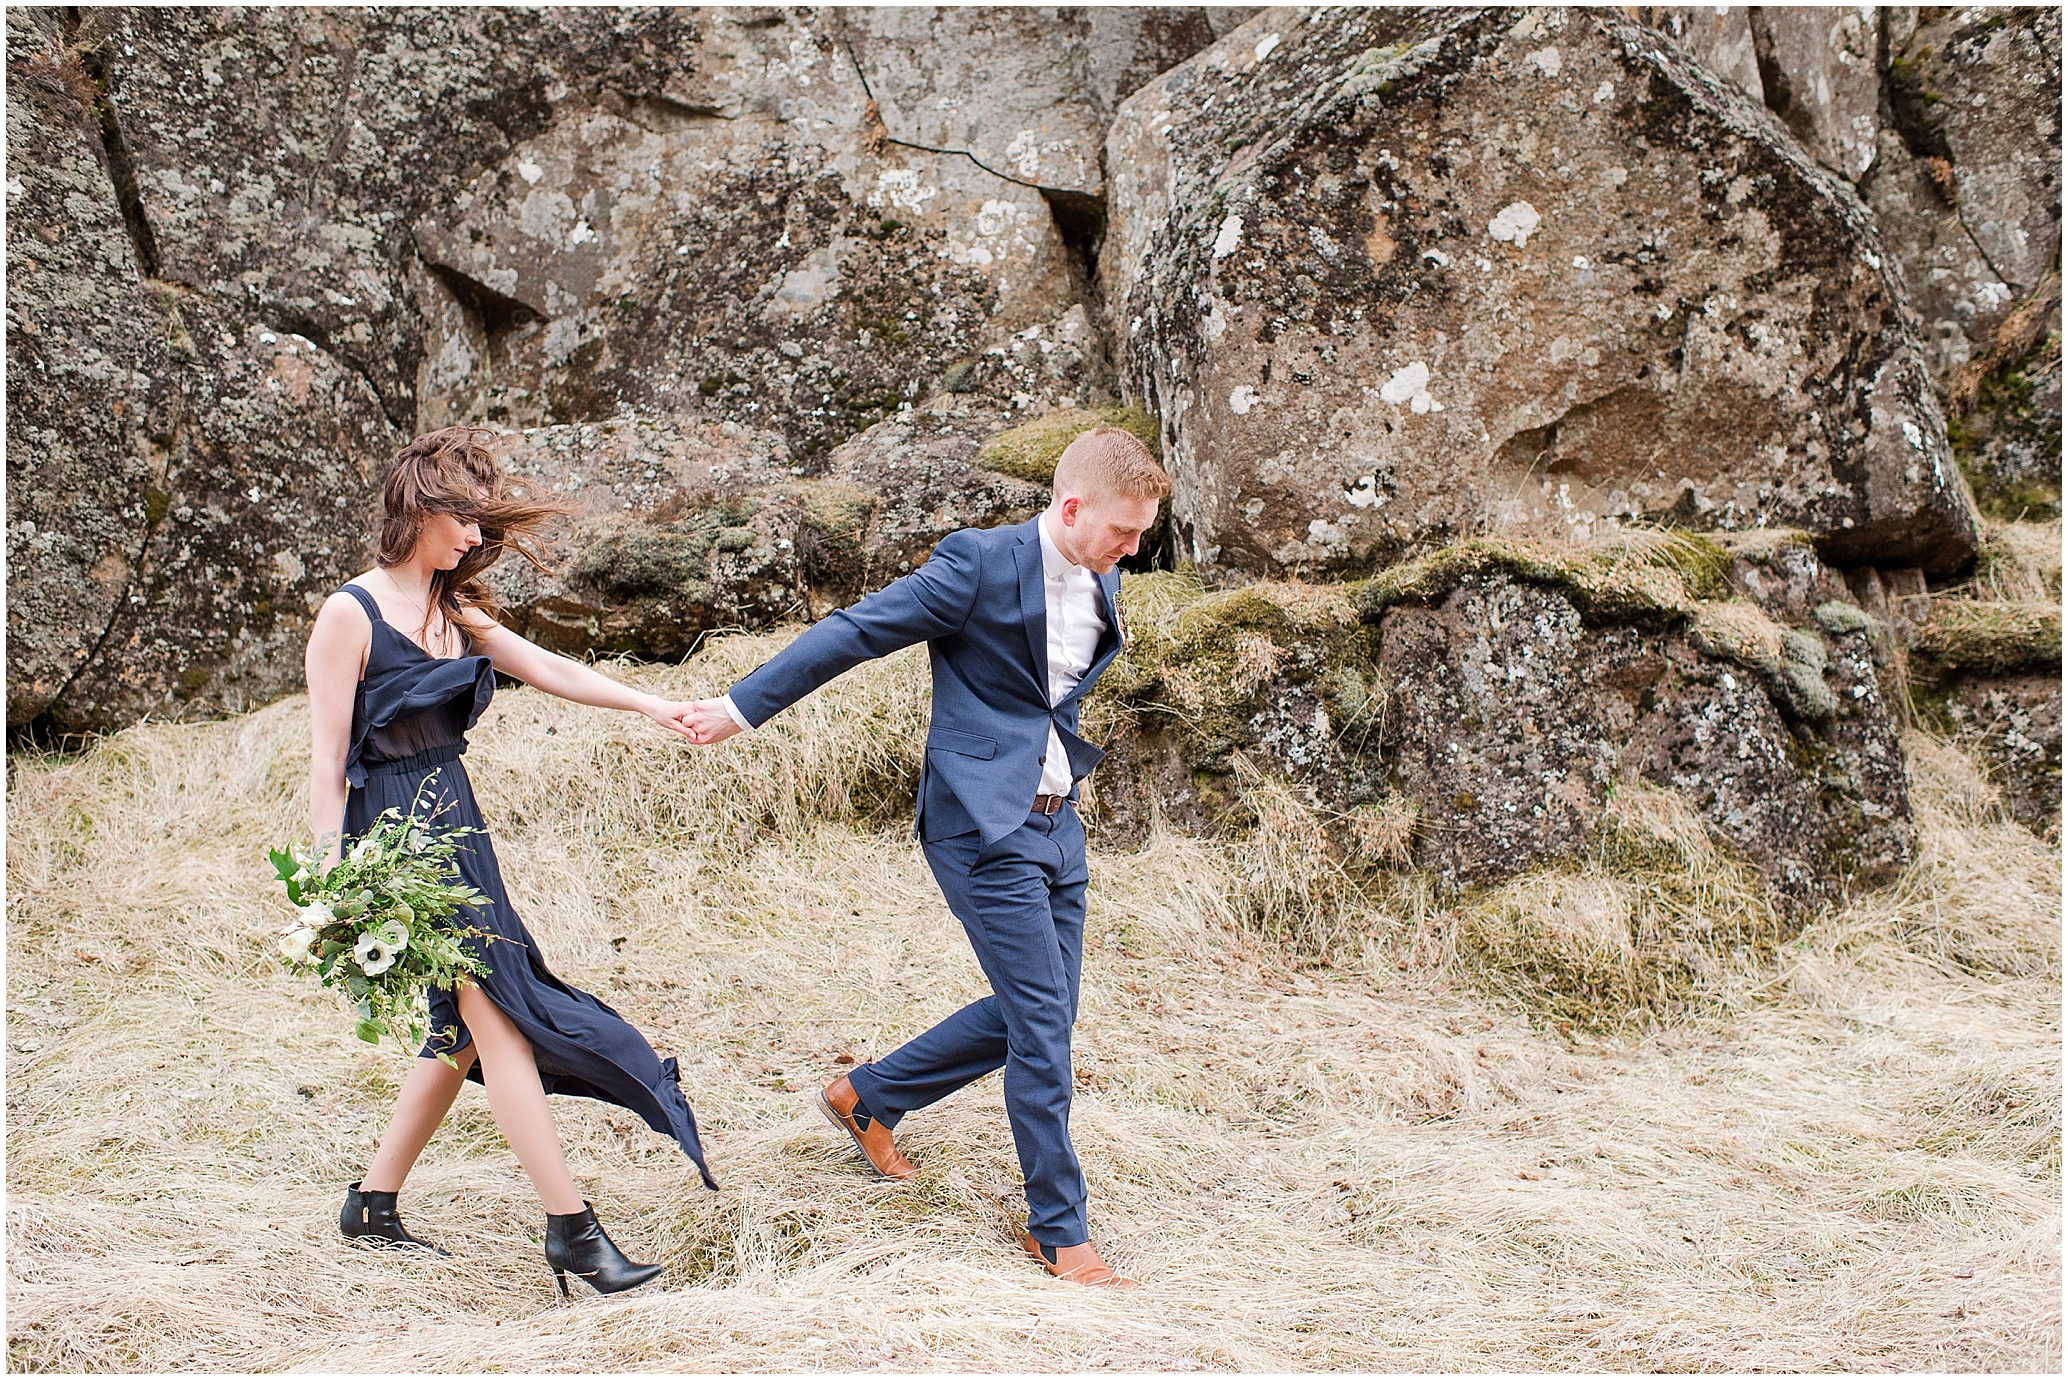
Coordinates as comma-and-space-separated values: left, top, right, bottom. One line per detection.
553, 1268, 570, 1299
543, 1203, 664, 1296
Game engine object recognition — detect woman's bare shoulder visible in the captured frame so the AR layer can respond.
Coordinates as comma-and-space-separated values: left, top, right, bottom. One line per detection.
311, 581, 378, 639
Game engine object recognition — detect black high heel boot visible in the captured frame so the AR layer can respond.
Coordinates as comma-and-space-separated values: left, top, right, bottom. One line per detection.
340, 1181, 448, 1256
544, 1203, 664, 1297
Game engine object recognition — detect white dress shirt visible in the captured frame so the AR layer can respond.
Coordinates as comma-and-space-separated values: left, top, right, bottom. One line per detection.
1035, 510, 1108, 796
719, 511, 1109, 801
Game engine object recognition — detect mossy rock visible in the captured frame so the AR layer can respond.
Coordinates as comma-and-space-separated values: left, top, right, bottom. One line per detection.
1945, 333, 2063, 523
1690, 600, 1837, 719
1347, 530, 1729, 626
784, 480, 880, 592
974, 405, 1160, 486
573, 517, 722, 600
1911, 600, 2063, 674
1091, 570, 1371, 761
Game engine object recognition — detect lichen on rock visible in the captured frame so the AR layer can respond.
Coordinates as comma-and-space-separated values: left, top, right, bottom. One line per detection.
1104, 5, 1982, 579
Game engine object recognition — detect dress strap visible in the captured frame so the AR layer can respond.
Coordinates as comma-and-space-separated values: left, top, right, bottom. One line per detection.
339, 583, 384, 624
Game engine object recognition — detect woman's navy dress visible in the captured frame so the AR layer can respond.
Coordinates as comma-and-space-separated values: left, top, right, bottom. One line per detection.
336, 583, 716, 1190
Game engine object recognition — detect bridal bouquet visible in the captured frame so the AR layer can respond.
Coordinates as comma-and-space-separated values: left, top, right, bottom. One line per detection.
269, 774, 495, 1059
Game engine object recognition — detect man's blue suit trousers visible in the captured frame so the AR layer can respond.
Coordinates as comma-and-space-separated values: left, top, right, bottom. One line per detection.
847, 806, 1091, 1247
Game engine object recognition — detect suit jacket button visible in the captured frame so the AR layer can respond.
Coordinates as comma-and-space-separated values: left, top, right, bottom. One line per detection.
1038, 755, 1047, 763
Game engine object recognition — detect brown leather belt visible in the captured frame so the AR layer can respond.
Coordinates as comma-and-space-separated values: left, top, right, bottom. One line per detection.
1031, 793, 1071, 816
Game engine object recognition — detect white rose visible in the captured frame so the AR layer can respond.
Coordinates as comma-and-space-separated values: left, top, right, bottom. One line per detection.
277, 925, 319, 965
299, 900, 335, 927
354, 931, 398, 977
348, 838, 380, 863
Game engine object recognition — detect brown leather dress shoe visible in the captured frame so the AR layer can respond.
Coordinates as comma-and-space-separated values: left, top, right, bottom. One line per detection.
1022, 1232, 1136, 1288
818, 1074, 918, 1179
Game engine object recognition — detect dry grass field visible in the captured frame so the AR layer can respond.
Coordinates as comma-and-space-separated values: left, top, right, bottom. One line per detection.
7, 633, 2060, 1371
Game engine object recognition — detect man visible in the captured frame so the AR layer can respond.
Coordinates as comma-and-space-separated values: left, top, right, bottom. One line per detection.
679, 425, 1167, 1288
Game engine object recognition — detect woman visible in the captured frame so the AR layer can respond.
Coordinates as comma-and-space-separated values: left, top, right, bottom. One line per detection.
305, 425, 716, 1297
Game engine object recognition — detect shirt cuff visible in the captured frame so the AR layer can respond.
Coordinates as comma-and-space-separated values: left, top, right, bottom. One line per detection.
719, 693, 753, 732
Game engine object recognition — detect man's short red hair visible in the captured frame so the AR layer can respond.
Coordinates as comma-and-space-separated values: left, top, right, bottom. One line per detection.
1052, 425, 1170, 502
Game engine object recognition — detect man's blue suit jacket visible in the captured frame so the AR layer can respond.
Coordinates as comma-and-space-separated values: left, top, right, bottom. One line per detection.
727, 515, 1124, 846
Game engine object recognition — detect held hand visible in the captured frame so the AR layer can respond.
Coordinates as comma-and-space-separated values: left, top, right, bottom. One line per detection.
644, 699, 706, 742
671, 697, 745, 746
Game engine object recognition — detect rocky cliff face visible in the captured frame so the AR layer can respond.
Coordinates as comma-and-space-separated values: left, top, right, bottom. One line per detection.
6, 5, 2059, 892
7, 5, 1236, 732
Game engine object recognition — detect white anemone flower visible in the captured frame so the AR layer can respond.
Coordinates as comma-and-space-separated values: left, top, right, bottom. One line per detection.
354, 931, 399, 976
277, 925, 320, 965
371, 918, 411, 953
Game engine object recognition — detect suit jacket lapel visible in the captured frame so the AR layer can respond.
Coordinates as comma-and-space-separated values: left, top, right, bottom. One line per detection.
1097, 570, 1124, 648
1014, 522, 1050, 695
1062, 571, 1126, 708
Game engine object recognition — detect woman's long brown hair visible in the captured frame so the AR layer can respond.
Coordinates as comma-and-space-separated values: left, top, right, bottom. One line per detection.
376, 425, 564, 639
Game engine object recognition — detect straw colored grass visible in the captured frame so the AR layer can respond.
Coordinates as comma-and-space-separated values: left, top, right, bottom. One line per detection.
6, 634, 2060, 1371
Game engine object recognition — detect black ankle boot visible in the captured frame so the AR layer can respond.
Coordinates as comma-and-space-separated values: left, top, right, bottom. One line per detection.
339, 1180, 448, 1256
544, 1203, 663, 1297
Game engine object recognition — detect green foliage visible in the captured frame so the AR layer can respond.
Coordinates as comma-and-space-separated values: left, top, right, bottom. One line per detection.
1813, 600, 1878, 636
974, 405, 1161, 485
268, 772, 494, 1060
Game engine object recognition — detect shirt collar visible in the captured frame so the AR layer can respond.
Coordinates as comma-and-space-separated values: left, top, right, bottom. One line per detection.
1037, 510, 1082, 582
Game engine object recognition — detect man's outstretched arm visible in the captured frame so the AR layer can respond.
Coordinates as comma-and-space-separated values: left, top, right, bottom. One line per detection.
680, 528, 983, 745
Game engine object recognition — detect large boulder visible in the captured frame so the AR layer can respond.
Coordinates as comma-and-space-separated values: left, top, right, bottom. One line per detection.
1088, 529, 1913, 910
1864, 7, 2061, 521
1103, 6, 1982, 581
480, 404, 1052, 659
845, 7, 1253, 200
6, 12, 396, 734
408, 8, 1244, 454
1882, 7, 2061, 313
87, 6, 716, 429
6, 10, 172, 728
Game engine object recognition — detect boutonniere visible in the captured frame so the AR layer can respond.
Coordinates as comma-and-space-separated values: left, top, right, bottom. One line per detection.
1110, 584, 1128, 646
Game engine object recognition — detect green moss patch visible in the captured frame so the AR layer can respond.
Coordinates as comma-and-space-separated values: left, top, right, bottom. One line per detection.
1085, 570, 1377, 790
1348, 530, 1731, 625
974, 405, 1161, 485
1691, 600, 1837, 719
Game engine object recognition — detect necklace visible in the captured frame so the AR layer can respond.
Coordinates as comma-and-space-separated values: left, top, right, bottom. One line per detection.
379, 568, 449, 654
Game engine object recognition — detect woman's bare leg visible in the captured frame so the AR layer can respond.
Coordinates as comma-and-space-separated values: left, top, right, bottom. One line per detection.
360, 1046, 477, 1193
456, 983, 585, 1215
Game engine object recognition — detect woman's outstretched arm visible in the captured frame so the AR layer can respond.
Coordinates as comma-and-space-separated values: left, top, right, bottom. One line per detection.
306, 591, 372, 861
462, 613, 700, 740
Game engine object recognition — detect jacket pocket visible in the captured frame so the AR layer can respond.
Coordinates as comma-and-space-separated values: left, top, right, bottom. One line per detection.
927, 727, 997, 760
